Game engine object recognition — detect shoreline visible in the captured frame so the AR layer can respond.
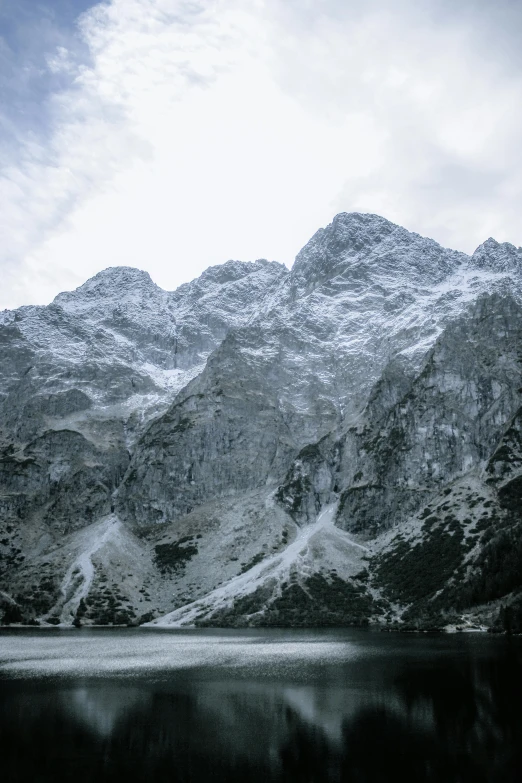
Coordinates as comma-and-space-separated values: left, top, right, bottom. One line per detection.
0, 622, 510, 635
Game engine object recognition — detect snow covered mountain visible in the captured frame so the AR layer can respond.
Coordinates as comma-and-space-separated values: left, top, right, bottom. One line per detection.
1, 213, 522, 631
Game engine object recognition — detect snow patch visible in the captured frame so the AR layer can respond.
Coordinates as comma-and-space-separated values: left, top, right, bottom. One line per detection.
47, 516, 121, 625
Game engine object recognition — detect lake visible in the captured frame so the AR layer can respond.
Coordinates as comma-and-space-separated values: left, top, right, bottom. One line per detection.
1, 628, 521, 782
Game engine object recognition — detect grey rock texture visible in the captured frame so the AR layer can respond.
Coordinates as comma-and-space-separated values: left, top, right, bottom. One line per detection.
120, 213, 522, 531
0, 259, 287, 440
278, 293, 522, 541
117, 331, 299, 525
335, 292, 522, 532
0, 259, 285, 533
2, 212, 522, 629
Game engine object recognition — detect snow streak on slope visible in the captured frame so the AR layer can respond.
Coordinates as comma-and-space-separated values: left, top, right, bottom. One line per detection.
149, 503, 371, 628
51, 516, 121, 625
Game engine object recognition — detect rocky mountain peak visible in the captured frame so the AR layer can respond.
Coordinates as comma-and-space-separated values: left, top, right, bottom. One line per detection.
329, 211, 398, 245
53, 266, 162, 314
172, 258, 286, 298
289, 212, 465, 299
471, 238, 522, 275
200, 258, 284, 282
292, 212, 398, 275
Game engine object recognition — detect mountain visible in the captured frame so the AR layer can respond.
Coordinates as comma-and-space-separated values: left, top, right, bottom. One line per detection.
1, 213, 522, 632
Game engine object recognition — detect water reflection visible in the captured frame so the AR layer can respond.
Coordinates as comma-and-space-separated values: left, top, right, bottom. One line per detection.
1, 632, 521, 782
64, 686, 151, 737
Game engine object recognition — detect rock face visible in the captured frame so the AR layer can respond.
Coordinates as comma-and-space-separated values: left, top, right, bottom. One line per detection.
2, 212, 522, 631
0, 260, 285, 530
279, 293, 522, 533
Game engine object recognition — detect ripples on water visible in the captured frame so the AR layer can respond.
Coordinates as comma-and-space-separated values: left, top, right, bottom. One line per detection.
1, 628, 521, 782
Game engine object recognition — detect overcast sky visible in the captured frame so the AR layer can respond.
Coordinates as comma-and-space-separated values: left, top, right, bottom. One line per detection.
1, 0, 522, 309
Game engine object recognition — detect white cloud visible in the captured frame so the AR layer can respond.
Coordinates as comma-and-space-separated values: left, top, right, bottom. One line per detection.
1, 0, 522, 309
46, 46, 76, 75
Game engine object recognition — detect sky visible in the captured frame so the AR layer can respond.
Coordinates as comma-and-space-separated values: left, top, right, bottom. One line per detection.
1, 0, 522, 310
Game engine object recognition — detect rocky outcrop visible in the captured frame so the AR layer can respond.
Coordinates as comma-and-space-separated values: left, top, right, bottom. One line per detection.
278, 293, 522, 533
119, 215, 522, 532
336, 293, 522, 532
117, 331, 298, 525
0, 429, 129, 532
0, 258, 285, 551
0, 260, 287, 441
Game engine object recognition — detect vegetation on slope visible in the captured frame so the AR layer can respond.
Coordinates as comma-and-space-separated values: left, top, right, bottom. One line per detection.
196, 572, 378, 628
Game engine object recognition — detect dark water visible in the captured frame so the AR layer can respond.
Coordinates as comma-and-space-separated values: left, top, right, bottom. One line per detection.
1, 628, 521, 783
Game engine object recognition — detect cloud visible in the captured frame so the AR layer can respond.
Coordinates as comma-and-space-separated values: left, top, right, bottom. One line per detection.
1, 0, 522, 309
264, 0, 522, 249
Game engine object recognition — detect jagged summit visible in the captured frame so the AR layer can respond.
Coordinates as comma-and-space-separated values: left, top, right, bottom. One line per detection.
293, 212, 399, 270
171, 258, 286, 301
327, 211, 399, 244
53, 266, 161, 311
289, 212, 466, 298
195, 258, 285, 283
471, 237, 522, 274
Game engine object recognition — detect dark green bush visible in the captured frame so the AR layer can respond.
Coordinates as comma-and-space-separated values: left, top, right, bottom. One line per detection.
154, 538, 198, 574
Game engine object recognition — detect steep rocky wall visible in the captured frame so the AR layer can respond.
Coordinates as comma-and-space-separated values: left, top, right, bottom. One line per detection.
337, 293, 522, 533
117, 328, 313, 526
0, 429, 129, 533
278, 294, 522, 534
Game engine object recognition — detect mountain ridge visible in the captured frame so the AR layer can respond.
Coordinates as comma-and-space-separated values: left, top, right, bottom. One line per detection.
1, 212, 522, 633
